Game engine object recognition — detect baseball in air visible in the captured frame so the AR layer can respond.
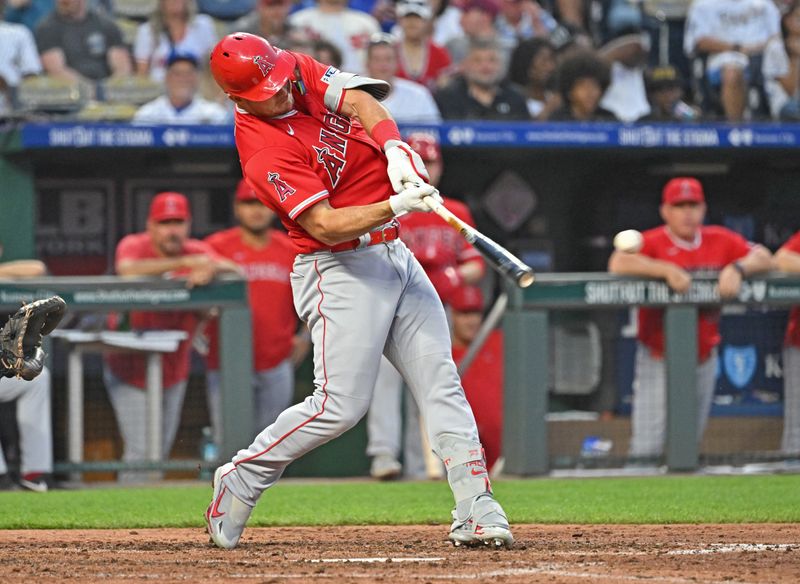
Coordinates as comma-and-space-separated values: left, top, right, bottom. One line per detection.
613, 229, 643, 253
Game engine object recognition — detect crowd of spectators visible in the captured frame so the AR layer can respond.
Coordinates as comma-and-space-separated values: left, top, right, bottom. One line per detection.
1, 0, 799, 122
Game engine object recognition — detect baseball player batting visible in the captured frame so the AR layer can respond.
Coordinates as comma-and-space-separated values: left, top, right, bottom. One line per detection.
204, 33, 513, 549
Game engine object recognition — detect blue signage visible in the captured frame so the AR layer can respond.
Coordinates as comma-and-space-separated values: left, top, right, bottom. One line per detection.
19, 121, 800, 149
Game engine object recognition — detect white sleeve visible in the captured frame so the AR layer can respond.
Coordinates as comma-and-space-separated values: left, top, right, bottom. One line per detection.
133, 23, 151, 63
762, 38, 789, 80
20, 27, 42, 76
322, 69, 390, 112
764, 0, 782, 38
132, 100, 160, 124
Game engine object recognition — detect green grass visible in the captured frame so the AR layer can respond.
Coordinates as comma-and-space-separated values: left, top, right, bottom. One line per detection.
1, 475, 799, 529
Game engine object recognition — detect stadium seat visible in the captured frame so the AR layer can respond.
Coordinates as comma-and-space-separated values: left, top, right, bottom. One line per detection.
77, 102, 139, 121
197, 0, 255, 21
111, 0, 158, 20
101, 76, 163, 105
17, 76, 88, 114
116, 17, 140, 46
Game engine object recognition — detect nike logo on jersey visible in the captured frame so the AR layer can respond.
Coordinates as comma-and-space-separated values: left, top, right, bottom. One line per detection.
286, 124, 294, 136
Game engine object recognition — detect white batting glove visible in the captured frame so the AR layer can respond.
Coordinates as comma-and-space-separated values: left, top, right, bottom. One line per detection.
389, 183, 442, 216
384, 139, 430, 193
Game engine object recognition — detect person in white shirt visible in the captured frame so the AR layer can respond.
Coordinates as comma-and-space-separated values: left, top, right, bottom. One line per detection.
288, 0, 381, 74
0, 3, 42, 116
762, 0, 800, 121
684, 0, 781, 121
133, 52, 229, 124
133, 0, 217, 83
599, 31, 652, 122
364, 33, 441, 123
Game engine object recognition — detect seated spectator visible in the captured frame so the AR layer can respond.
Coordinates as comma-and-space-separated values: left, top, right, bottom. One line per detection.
312, 39, 343, 68
684, 0, 781, 122
288, 0, 381, 74
365, 33, 441, 122
134, 0, 217, 83
508, 37, 560, 119
598, 30, 651, 122
550, 49, 617, 121
4, 0, 54, 31
0, 258, 53, 492
449, 286, 504, 473
640, 65, 700, 122
228, 0, 296, 49
0, 2, 42, 116
394, 0, 452, 90
436, 38, 529, 119
133, 52, 229, 124
35, 0, 131, 84
496, 0, 557, 48
446, 0, 501, 66
763, 0, 800, 121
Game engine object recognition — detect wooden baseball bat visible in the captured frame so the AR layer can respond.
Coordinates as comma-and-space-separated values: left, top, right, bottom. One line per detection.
422, 196, 535, 288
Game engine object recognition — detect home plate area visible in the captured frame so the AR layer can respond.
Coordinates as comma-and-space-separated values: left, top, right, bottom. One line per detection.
2, 524, 798, 583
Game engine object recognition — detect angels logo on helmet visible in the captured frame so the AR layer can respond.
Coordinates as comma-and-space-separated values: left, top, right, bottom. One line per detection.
253, 55, 274, 78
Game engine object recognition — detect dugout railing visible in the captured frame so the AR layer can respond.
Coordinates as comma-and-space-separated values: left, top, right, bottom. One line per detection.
503, 272, 800, 476
0, 275, 251, 476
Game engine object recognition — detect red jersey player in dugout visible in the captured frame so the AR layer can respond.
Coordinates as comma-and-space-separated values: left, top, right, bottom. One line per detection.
203, 33, 513, 550
609, 178, 772, 460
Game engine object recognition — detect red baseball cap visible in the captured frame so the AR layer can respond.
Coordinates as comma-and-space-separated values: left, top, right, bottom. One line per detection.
450, 286, 484, 312
234, 179, 260, 202
406, 132, 441, 163
662, 177, 705, 205
148, 192, 191, 222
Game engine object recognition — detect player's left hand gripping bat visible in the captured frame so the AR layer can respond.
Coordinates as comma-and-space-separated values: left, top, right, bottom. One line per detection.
422, 195, 535, 288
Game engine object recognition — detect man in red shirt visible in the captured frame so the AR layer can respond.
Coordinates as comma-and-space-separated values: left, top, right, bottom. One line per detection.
775, 233, 800, 456
104, 192, 240, 482
450, 286, 504, 472
204, 180, 310, 443
204, 32, 512, 550
367, 132, 485, 481
609, 177, 772, 460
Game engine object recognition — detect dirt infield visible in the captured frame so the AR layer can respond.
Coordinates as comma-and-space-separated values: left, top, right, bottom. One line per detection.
2, 524, 799, 583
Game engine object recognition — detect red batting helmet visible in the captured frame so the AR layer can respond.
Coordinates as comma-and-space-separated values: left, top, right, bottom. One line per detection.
405, 132, 441, 162
210, 33, 296, 101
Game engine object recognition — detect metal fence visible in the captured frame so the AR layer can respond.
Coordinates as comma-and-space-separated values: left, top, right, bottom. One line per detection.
503, 273, 800, 475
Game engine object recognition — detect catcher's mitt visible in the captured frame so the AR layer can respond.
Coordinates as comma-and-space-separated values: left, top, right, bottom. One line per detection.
1, 296, 67, 381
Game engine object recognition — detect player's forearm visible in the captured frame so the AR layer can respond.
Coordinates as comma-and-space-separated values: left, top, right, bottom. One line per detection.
735, 245, 772, 275
608, 251, 675, 280
0, 260, 47, 278
775, 249, 800, 273
116, 256, 196, 276
297, 200, 395, 246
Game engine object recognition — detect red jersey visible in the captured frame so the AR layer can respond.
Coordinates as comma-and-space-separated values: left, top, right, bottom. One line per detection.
396, 41, 452, 91
780, 231, 800, 347
637, 225, 751, 361
452, 330, 503, 469
399, 197, 483, 271
204, 227, 298, 371
105, 232, 219, 389
233, 53, 394, 254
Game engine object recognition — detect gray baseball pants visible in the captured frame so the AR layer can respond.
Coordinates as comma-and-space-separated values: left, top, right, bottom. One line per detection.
0, 368, 52, 475
206, 359, 294, 445
782, 346, 800, 455
223, 239, 479, 506
629, 344, 717, 458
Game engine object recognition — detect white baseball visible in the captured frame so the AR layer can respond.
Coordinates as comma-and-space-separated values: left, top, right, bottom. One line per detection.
613, 229, 643, 253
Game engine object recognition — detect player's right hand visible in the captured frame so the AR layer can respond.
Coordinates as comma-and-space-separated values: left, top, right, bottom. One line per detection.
389, 183, 442, 216
665, 265, 692, 294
